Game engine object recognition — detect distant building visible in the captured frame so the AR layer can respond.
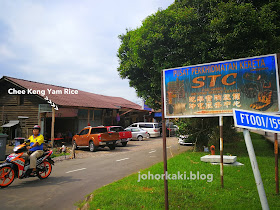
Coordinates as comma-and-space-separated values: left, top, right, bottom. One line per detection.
0, 76, 148, 140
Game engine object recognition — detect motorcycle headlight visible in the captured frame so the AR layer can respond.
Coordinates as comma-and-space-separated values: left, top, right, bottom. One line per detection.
13, 145, 21, 152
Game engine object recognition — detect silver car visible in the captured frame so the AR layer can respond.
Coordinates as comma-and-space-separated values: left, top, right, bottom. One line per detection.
125, 127, 149, 141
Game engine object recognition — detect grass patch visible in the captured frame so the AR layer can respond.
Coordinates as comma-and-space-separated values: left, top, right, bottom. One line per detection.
50, 148, 70, 158
80, 132, 279, 209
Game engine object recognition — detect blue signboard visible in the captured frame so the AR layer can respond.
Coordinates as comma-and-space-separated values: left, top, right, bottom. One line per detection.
142, 100, 153, 111
163, 54, 280, 118
233, 108, 280, 133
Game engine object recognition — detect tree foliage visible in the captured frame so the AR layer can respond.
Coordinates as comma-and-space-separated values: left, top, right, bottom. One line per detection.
175, 116, 239, 150
118, 0, 280, 109
117, 0, 280, 149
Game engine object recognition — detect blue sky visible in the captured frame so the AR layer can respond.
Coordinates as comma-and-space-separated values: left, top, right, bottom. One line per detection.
0, 0, 174, 104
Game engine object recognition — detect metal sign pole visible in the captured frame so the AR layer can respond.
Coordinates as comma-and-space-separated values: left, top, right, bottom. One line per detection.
243, 129, 269, 210
219, 116, 224, 188
275, 133, 279, 194
161, 71, 169, 210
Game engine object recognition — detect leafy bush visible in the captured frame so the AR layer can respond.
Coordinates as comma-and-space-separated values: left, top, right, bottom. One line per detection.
174, 117, 240, 151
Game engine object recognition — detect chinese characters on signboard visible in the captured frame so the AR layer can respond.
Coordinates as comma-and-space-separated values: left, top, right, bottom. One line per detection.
163, 54, 280, 118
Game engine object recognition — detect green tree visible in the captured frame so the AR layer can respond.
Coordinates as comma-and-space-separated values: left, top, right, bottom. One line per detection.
118, 4, 210, 109
118, 0, 280, 108
117, 0, 280, 149
209, 0, 280, 60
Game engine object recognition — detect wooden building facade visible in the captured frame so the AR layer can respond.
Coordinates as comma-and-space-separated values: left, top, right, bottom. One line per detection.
0, 76, 147, 140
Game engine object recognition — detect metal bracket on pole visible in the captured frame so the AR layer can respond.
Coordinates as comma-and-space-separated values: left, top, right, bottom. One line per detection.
243, 129, 269, 210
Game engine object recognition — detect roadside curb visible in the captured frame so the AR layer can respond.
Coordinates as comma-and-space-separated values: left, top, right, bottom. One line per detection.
53, 155, 72, 162
77, 194, 94, 210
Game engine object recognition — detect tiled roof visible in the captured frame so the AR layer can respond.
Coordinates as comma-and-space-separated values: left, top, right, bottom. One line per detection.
2, 76, 142, 110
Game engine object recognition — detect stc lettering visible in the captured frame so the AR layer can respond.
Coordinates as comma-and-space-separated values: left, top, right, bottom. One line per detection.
191, 73, 237, 89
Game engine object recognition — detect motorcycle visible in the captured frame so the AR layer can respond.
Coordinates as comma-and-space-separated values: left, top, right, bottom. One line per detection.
0, 143, 54, 188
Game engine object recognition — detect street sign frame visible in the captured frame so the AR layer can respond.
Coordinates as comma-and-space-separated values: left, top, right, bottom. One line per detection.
39, 104, 53, 113
163, 54, 280, 118
233, 108, 280, 133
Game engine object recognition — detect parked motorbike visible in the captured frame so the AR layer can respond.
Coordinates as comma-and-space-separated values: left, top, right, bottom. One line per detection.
0, 143, 54, 188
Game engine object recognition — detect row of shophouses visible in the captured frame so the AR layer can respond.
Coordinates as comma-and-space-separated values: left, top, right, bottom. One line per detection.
0, 76, 157, 141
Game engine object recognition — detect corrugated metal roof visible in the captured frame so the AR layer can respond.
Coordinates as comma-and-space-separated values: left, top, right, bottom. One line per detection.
2, 76, 142, 110
1, 120, 19, 128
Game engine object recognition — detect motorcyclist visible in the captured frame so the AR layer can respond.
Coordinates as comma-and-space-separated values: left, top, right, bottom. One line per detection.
23, 125, 44, 176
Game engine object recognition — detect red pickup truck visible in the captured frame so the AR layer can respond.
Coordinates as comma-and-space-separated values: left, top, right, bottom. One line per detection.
106, 126, 132, 147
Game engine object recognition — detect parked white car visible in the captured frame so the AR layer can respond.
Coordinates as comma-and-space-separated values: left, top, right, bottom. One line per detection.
125, 127, 149, 141
178, 135, 194, 145
127, 122, 160, 137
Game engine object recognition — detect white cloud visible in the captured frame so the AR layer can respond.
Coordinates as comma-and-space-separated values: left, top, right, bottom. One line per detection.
0, 0, 174, 102
0, 44, 15, 60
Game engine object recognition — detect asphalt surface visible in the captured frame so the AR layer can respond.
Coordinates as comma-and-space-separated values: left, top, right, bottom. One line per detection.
0, 137, 192, 210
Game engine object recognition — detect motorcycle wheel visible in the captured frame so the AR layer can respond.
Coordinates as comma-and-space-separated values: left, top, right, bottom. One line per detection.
0, 166, 15, 188
37, 161, 52, 180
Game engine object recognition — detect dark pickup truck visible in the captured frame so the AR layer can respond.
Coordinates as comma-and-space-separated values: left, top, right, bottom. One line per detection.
106, 126, 132, 147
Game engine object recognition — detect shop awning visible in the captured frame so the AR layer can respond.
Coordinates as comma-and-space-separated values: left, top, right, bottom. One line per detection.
1, 120, 19, 128
154, 112, 162, 117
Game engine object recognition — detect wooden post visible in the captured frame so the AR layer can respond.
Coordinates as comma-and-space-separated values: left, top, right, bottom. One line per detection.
71, 144, 76, 159
43, 112, 46, 136
38, 113, 43, 128
275, 133, 279, 194
51, 107, 55, 148
276, 53, 280, 194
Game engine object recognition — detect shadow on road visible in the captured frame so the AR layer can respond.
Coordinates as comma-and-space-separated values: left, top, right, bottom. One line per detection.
1, 176, 82, 190
116, 143, 141, 147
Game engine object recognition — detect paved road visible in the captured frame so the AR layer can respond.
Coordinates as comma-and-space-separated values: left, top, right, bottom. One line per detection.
0, 137, 192, 210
